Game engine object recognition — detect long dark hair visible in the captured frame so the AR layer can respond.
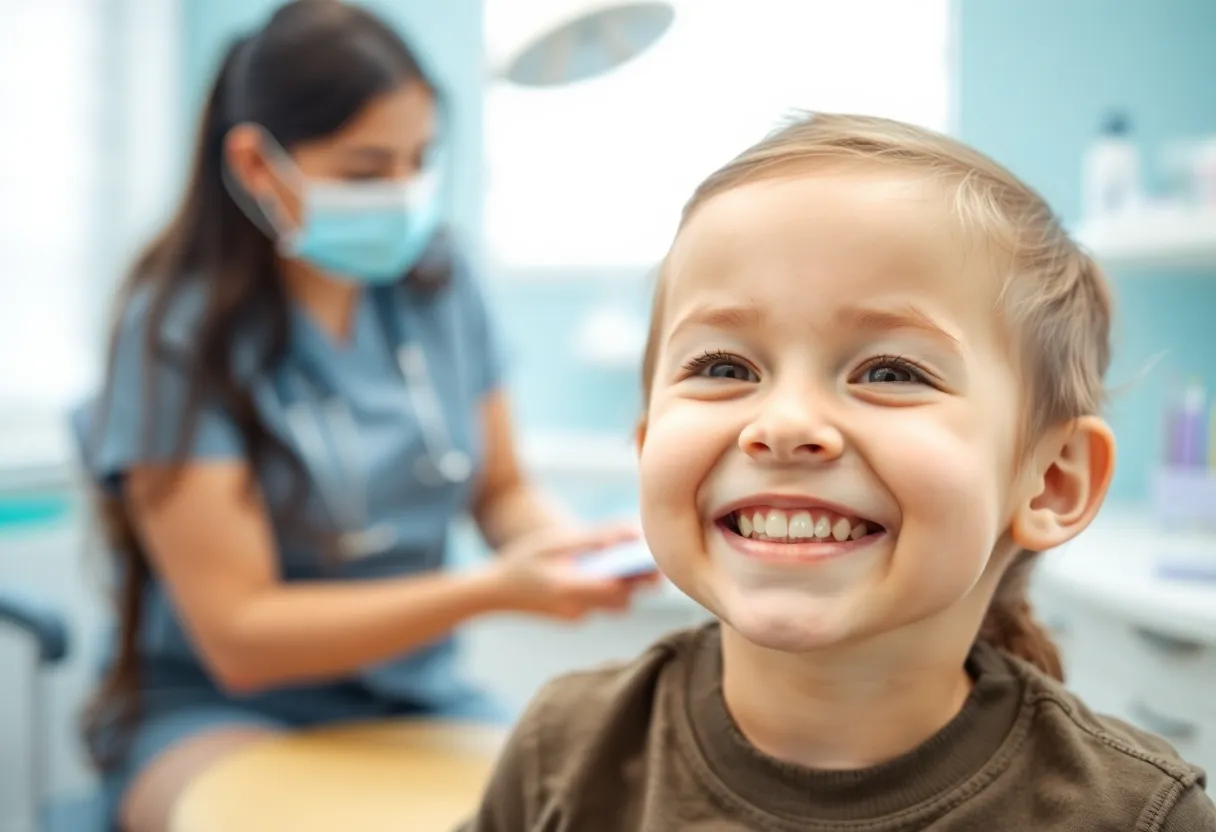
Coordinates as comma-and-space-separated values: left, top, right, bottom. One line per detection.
83, 0, 446, 766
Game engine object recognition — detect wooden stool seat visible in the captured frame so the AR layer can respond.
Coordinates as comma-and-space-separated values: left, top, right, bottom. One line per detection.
170, 720, 506, 832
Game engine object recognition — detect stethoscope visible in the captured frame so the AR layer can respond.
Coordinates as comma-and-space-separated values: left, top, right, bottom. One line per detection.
282, 288, 473, 560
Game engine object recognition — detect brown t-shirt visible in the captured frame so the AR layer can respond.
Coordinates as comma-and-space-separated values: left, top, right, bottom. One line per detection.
460, 623, 1215, 831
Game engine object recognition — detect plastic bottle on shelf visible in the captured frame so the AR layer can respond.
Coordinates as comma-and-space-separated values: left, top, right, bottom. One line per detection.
1168, 381, 1208, 468
1082, 111, 1142, 220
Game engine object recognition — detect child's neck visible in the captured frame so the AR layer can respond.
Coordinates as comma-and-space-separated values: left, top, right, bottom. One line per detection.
719, 625, 974, 771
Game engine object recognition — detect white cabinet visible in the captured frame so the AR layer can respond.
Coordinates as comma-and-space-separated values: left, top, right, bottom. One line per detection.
1033, 512, 1216, 783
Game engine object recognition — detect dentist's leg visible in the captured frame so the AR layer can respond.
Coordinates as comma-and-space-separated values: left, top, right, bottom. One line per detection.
111, 706, 284, 832
120, 726, 277, 832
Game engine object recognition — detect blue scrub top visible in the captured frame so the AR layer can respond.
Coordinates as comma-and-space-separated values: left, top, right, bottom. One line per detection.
77, 251, 501, 710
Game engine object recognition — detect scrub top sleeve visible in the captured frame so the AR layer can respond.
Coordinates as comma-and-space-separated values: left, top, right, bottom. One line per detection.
86, 299, 245, 491
452, 251, 505, 396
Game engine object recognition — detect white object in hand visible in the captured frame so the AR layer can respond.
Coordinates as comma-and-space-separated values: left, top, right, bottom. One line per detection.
577, 540, 658, 578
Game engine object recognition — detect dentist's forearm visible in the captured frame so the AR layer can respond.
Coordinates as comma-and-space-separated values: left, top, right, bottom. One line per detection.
212, 567, 509, 693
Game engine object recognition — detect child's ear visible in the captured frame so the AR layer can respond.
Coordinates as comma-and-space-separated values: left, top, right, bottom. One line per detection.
1011, 416, 1115, 552
634, 419, 648, 456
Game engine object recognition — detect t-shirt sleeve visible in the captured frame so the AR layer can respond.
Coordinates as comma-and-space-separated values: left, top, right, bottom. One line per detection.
78, 295, 244, 491
1159, 784, 1216, 831
449, 248, 504, 397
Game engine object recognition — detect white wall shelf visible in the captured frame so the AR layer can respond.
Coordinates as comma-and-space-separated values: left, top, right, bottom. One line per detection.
1037, 507, 1216, 644
1076, 210, 1216, 271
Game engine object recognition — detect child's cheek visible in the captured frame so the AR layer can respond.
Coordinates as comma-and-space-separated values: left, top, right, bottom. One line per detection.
870, 414, 1008, 581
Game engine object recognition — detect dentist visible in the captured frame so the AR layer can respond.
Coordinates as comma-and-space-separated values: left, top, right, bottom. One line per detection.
76, 3, 642, 831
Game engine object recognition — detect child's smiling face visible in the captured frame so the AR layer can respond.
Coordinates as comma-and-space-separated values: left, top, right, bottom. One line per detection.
638, 169, 1042, 654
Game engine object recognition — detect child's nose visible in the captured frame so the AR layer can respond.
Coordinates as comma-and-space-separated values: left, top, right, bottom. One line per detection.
737, 396, 844, 464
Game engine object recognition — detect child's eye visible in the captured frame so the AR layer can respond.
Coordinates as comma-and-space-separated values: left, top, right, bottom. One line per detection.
855, 355, 930, 385
682, 351, 758, 382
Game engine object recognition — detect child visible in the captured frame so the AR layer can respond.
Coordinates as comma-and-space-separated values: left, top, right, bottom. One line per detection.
460, 114, 1216, 831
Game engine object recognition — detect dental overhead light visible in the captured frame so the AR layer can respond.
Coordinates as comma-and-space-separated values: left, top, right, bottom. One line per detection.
487, 0, 677, 87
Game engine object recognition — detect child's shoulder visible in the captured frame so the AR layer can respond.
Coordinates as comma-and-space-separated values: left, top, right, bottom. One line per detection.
997, 648, 1211, 824
459, 625, 711, 831
523, 622, 704, 727
498, 623, 706, 773
1006, 650, 1202, 773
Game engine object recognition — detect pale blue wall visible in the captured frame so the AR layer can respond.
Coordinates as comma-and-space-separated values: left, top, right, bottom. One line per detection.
180, 0, 484, 245
489, 276, 649, 436
956, 0, 1216, 502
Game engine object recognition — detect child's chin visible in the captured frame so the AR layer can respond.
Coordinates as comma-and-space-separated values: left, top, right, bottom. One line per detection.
720, 595, 858, 654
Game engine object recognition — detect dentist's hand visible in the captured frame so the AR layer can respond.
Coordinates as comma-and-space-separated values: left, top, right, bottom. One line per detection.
486, 523, 655, 621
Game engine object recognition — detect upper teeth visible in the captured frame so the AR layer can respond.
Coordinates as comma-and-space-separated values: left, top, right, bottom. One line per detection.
736, 508, 868, 542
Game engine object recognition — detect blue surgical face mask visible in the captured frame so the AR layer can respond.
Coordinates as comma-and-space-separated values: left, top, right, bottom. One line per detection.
227, 130, 444, 285
280, 170, 442, 284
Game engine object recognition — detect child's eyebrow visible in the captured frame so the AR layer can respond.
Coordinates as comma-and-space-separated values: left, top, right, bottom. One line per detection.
666, 303, 764, 343
665, 301, 964, 356
838, 304, 963, 354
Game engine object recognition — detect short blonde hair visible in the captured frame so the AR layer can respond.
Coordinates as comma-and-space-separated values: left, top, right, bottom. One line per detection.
639, 112, 1115, 680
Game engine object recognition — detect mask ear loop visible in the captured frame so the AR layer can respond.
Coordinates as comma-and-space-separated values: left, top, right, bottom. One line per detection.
220, 125, 306, 251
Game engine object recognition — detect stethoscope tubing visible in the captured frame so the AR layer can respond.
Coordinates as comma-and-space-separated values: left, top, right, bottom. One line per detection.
281, 287, 472, 558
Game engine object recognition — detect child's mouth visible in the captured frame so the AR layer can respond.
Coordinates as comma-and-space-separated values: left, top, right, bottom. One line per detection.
720, 506, 884, 545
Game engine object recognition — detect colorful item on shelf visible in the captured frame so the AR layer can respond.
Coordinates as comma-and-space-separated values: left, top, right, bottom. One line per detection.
1166, 381, 1208, 468
1154, 381, 1216, 529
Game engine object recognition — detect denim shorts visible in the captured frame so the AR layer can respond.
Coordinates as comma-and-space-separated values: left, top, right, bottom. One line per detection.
96, 680, 513, 831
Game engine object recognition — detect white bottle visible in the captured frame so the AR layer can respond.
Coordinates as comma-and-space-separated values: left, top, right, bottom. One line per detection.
1083, 112, 1141, 219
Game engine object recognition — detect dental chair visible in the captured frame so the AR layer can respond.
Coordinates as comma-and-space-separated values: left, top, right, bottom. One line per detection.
0, 403, 106, 831
0, 587, 76, 830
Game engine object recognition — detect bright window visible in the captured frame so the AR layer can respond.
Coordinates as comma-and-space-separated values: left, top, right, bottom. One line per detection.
0, 0, 179, 412
0, 1, 105, 408
484, 0, 952, 268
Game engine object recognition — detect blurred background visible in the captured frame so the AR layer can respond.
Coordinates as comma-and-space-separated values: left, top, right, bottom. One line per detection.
0, 0, 1214, 829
